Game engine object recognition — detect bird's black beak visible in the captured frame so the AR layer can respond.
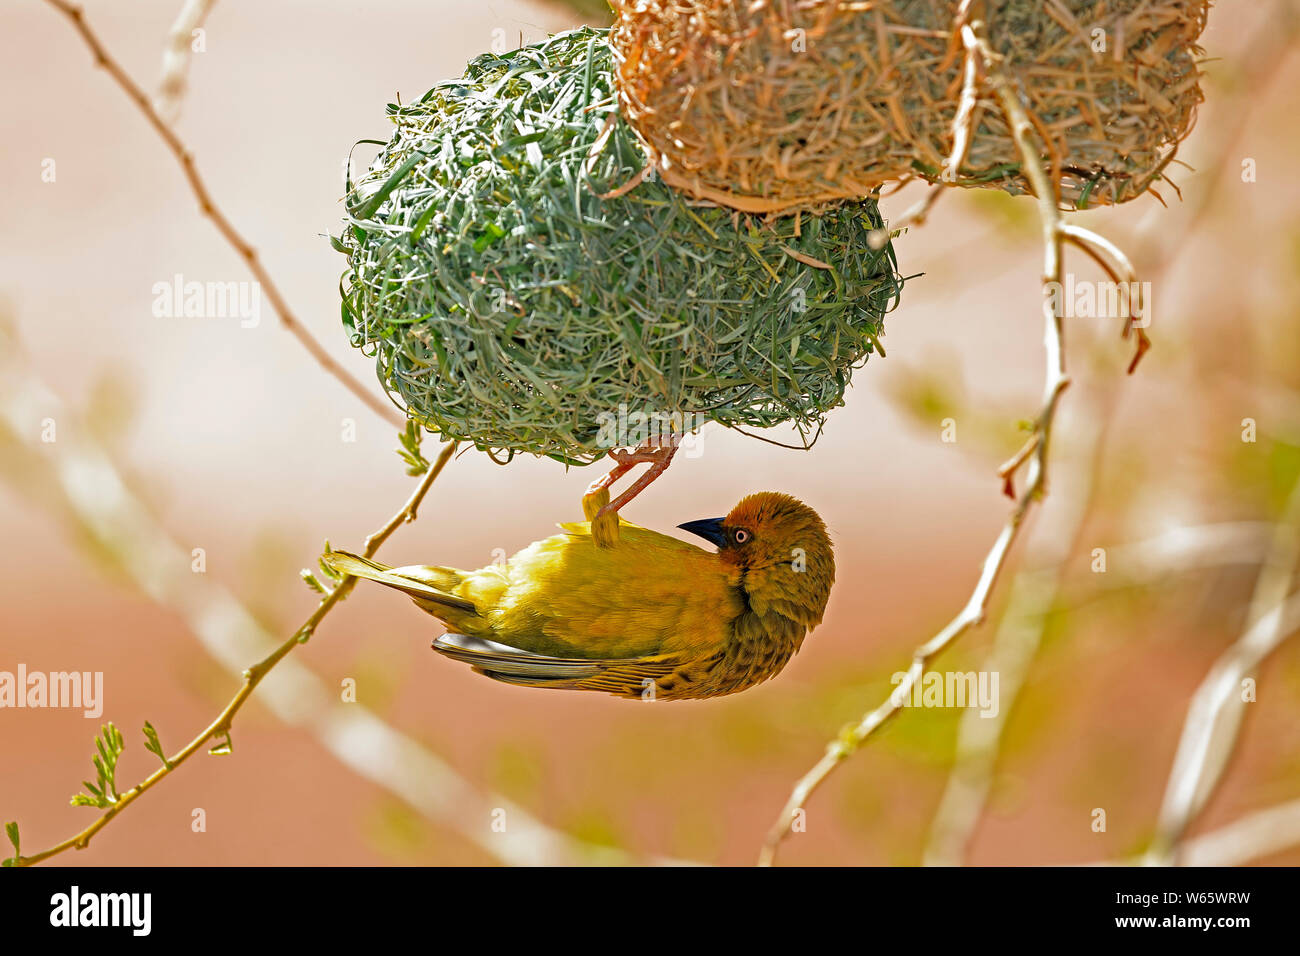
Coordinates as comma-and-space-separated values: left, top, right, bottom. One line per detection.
678, 517, 728, 548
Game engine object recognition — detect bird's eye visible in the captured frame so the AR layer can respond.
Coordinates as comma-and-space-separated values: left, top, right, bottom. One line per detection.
732, 528, 750, 545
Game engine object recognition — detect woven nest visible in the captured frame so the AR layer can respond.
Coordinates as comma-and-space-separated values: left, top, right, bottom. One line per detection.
338, 27, 904, 465
611, 0, 1209, 213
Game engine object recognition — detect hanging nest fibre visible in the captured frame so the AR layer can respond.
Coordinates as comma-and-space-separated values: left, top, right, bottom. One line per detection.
610, 0, 1210, 214
338, 26, 904, 465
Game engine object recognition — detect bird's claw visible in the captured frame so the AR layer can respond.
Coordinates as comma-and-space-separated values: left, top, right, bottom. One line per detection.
589, 441, 680, 520
581, 435, 683, 544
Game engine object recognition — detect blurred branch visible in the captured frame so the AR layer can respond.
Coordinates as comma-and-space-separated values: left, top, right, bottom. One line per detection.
154, 0, 217, 123
761, 13, 1131, 865
924, 387, 1114, 865
0, 328, 666, 865
1104, 523, 1278, 578
1181, 798, 1300, 866
0, 339, 448, 862
914, 1, 1300, 865
918, 2, 1297, 862
1144, 479, 1300, 865
1048, 522, 1278, 618
42, 0, 401, 426
925, 507, 1286, 864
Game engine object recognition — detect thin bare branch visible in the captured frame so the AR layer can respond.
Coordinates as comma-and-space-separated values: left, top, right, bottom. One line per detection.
924, 389, 1112, 865
1144, 482, 1300, 865
154, 0, 218, 122
0, 332, 685, 866
941, 0, 980, 183
42, 0, 401, 426
760, 14, 1124, 866
870, 185, 946, 251
0, 325, 473, 863
1181, 798, 1300, 866
915, 3, 1298, 857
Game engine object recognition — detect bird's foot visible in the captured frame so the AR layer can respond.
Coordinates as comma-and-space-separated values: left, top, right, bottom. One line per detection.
588, 438, 680, 520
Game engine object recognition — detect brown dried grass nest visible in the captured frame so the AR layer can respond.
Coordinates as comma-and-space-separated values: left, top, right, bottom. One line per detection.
611, 0, 1210, 213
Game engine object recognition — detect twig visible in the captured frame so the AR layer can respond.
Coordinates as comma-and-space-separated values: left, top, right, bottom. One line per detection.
154, 0, 218, 122
922, 4, 1300, 861
0, 312, 450, 863
1134, 30, 1300, 860
7, 426, 452, 865
1144, 481, 1300, 865
1059, 223, 1150, 372
922, 512, 1295, 864
1180, 798, 1300, 867
941, 0, 980, 183
845, 6, 1291, 863
1075, 590, 1300, 868
42, 0, 401, 426
1082, 797, 1300, 867
760, 16, 1088, 866
870, 186, 945, 251
1098, 523, 1279, 580
924, 384, 1114, 865
996, 431, 1039, 500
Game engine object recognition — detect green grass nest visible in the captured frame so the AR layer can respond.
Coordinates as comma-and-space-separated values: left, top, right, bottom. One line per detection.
338, 26, 904, 465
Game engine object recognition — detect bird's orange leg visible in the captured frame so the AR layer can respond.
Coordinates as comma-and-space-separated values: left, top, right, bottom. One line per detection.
584, 437, 680, 520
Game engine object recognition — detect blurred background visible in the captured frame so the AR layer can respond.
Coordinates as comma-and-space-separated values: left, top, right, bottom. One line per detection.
0, 0, 1297, 866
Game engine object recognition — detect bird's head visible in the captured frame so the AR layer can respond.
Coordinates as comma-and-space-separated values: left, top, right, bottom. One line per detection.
679, 492, 835, 628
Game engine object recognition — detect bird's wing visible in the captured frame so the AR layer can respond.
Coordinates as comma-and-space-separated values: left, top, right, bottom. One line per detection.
489, 524, 740, 661
432, 633, 683, 698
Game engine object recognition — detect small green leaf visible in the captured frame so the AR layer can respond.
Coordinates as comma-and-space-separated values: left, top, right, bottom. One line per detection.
72, 723, 126, 808
142, 721, 172, 770
4, 821, 19, 864
396, 420, 431, 476
318, 541, 342, 581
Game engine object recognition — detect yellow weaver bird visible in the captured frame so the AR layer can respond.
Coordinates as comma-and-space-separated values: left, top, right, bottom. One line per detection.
323, 492, 834, 700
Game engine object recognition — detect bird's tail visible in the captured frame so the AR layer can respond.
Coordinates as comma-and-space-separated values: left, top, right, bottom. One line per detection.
322, 549, 477, 614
